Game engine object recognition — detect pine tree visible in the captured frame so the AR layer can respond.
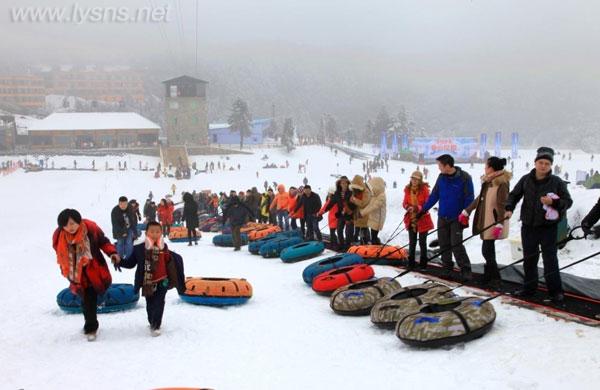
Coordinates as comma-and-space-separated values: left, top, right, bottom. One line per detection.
373, 106, 391, 143
281, 117, 295, 152
227, 98, 252, 149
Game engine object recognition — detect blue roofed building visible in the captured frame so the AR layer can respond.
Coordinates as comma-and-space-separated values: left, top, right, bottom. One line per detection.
208, 118, 271, 145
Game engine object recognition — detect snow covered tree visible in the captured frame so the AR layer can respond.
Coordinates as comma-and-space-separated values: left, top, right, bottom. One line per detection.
281, 117, 295, 152
228, 98, 252, 149
324, 114, 338, 142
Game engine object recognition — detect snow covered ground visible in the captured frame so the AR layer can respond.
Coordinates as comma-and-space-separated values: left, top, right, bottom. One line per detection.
1, 145, 599, 389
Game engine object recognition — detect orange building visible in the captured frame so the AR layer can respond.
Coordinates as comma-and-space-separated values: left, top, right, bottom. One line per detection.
0, 75, 45, 109
43, 69, 145, 104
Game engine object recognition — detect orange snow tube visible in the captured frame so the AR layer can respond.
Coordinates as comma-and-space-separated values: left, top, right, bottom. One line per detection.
347, 245, 407, 261
168, 226, 201, 241
240, 222, 266, 233
183, 277, 253, 298
248, 225, 281, 241
312, 264, 375, 294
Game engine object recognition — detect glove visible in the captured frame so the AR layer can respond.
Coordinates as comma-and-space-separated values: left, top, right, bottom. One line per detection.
317, 215, 323, 222
110, 254, 122, 272
458, 210, 470, 227
582, 223, 592, 237
491, 224, 503, 239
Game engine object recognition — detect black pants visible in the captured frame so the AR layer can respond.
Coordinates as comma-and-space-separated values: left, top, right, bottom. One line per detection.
187, 227, 198, 243
336, 219, 354, 247
305, 214, 322, 241
82, 287, 99, 334
481, 240, 501, 280
162, 224, 171, 237
329, 228, 338, 246
521, 224, 562, 295
437, 217, 471, 270
232, 225, 242, 249
408, 228, 428, 267
146, 283, 168, 330
371, 229, 380, 245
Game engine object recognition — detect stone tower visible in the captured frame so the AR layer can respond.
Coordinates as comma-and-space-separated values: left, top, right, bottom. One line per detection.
162, 75, 208, 145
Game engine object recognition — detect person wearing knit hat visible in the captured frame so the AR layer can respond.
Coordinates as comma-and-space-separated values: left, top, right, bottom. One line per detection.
505, 147, 573, 303
403, 171, 434, 268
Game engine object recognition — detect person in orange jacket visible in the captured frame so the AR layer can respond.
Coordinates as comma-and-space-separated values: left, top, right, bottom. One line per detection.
288, 186, 306, 236
270, 183, 290, 230
319, 186, 339, 248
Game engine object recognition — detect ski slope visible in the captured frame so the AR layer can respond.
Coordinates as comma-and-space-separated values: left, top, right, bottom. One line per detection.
1, 145, 599, 389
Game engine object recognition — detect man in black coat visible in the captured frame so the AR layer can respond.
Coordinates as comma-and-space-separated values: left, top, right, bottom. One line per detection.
223, 196, 254, 250
183, 192, 199, 246
295, 185, 322, 241
505, 147, 573, 303
111, 196, 136, 259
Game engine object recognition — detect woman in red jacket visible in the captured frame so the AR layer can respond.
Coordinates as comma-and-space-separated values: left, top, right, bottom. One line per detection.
319, 186, 339, 248
403, 171, 434, 268
157, 198, 174, 237
52, 208, 119, 341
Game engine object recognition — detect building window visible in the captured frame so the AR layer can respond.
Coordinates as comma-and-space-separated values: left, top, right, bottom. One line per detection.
170, 85, 178, 98
169, 101, 179, 110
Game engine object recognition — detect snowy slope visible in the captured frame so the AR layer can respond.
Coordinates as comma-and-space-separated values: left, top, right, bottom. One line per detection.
1, 146, 599, 389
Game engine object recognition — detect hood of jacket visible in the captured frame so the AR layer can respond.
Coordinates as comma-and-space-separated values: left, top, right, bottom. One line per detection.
367, 177, 385, 197
349, 175, 365, 191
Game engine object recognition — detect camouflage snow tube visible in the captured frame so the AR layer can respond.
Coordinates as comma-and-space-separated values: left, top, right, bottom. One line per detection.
395, 297, 496, 348
329, 277, 402, 316
370, 281, 456, 329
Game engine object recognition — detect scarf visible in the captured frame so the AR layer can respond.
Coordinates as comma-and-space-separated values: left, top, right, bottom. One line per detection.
142, 236, 165, 297
481, 170, 505, 184
56, 223, 92, 285
409, 184, 420, 230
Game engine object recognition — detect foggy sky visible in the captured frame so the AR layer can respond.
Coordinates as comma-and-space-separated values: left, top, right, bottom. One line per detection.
2, 0, 600, 144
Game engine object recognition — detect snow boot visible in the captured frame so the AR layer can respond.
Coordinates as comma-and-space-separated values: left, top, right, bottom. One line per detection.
86, 332, 97, 342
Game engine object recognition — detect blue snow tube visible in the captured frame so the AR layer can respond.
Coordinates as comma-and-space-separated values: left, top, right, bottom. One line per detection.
136, 223, 146, 234
302, 253, 365, 285
280, 241, 326, 263
249, 235, 287, 254
213, 233, 249, 247
259, 237, 304, 258
180, 295, 251, 306
57, 283, 140, 314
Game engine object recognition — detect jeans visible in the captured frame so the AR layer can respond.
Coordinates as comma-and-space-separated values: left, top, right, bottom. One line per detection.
408, 228, 428, 267
437, 217, 471, 270
305, 214, 322, 241
145, 282, 168, 330
116, 229, 134, 259
276, 210, 290, 231
82, 287, 99, 334
521, 224, 562, 295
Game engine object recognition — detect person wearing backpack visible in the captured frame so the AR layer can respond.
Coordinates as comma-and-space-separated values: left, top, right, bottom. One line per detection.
419, 154, 475, 281
505, 147, 572, 304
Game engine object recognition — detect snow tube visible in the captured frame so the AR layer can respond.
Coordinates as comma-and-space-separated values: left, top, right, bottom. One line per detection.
347, 245, 408, 261
248, 225, 282, 241
200, 218, 219, 232
241, 222, 269, 233
169, 226, 201, 243
248, 230, 304, 254
312, 264, 375, 295
280, 241, 325, 263
395, 297, 496, 348
179, 277, 253, 306
259, 237, 303, 258
302, 253, 364, 285
212, 233, 248, 247
57, 283, 139, 314
136, 223, 146, 232
330, 277, 402, 316
370, 282, 457, 329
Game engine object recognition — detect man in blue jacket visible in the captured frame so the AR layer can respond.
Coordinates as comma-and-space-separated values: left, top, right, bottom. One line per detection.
419, 154, 475, 280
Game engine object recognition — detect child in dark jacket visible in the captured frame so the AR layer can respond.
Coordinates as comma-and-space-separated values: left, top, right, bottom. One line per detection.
117, 221, 185, 336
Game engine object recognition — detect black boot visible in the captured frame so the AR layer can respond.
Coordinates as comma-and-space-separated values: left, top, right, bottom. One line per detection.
460, 267, 472, 282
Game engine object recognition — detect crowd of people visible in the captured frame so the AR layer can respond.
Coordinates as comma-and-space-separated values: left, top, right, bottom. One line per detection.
50, 145, 600, 341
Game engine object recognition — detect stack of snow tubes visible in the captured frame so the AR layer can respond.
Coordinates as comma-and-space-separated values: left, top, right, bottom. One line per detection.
169, 226, 202, 243
57, 284, 139, 314
280, 241, 325, 263
213, 233, 249, 247
259, 236, 303, 258
248, 230, 303, 254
